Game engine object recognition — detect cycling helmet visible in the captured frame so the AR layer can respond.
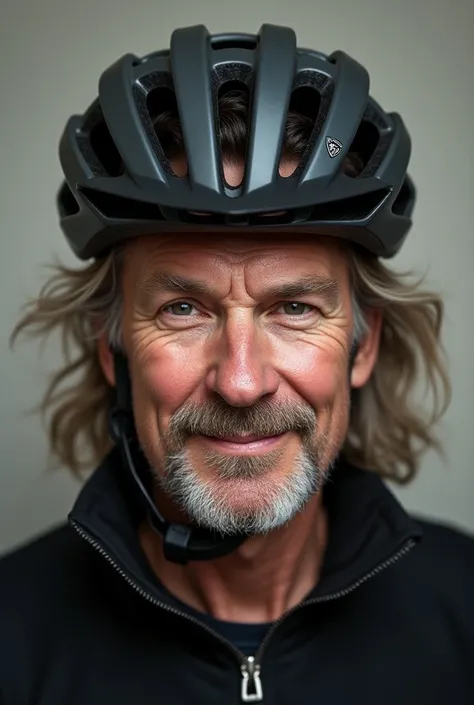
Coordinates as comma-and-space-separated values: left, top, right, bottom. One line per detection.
57, 24, 417, 565
57, 23, 416, 262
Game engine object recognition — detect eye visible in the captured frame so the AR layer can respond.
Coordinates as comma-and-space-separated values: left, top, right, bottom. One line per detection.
279, 302, 315, 316
162, 301, 197, 316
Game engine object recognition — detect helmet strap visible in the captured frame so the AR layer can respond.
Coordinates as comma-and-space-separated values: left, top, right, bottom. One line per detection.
107, 349, 247, 565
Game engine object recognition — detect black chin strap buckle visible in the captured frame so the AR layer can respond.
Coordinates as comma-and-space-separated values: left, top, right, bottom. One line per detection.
163, 523, 193, 565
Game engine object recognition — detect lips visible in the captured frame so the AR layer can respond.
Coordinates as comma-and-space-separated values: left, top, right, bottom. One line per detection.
208, 434, 279, 443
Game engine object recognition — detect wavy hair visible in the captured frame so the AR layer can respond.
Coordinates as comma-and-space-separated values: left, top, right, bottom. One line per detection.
10, 91, 451, 483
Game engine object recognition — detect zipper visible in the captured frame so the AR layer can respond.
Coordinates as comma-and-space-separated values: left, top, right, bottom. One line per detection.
70, 521, 250, 682
241, 655, 263, 702
251, 537, 417, 671
70, 519, 415, 703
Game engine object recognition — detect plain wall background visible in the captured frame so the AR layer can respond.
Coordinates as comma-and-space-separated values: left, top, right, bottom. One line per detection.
1, 0, 473, 556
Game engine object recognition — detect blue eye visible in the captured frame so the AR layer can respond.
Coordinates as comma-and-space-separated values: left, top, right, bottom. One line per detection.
166, 302, 195, 316
281, 302, 312, 315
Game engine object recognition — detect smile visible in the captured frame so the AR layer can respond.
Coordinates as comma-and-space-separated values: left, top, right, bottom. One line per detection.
200, 433, 286, 453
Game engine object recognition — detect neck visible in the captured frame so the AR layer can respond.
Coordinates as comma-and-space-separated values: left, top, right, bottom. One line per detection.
139, 492, 328, 623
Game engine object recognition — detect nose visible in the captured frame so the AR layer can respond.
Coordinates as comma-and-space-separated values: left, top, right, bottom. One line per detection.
205, 314, 280, 407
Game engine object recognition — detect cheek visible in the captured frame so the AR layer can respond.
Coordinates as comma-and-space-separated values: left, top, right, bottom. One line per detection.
129, 340, 203, 453
131, 337, 204, 411
280, 341, 349, 408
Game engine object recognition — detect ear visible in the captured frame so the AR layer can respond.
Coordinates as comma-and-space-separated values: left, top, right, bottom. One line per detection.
97, 333, 116, 388
350, 307, 383, 389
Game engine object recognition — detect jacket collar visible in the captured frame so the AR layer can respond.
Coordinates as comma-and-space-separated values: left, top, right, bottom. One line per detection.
69, 446, 423, 603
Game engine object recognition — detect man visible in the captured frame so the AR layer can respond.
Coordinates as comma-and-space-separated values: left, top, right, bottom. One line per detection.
1, 23, 473, 705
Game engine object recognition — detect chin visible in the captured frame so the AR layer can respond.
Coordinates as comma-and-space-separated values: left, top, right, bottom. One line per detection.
160, 448, 323, 536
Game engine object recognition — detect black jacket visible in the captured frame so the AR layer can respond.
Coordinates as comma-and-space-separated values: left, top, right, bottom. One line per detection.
1, 448, 473, 705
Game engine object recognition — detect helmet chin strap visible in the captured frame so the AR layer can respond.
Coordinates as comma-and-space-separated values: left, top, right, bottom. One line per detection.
108, 343, 360, 566
107, 349, 248, 565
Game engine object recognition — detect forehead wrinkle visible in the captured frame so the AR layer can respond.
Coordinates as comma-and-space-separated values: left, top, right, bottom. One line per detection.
131, 239, 347, 307
136, 265, 341, 311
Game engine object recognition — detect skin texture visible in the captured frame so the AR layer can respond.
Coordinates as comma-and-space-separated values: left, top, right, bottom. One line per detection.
98, 163, 382, 623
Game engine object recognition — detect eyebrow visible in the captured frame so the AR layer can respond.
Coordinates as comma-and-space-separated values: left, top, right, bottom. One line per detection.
138, 272, 213, 299
138, 271, 341, 308
264, 276, 341, 307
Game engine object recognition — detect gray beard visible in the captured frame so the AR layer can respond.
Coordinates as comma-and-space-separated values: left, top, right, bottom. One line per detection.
156, 441, 333, 536
145, 395, 341, 536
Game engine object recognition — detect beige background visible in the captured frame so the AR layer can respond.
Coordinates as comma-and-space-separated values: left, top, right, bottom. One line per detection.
1, 0, 473, 555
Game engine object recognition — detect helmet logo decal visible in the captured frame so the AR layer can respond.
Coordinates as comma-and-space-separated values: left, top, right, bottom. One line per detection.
326, 137, 343, 158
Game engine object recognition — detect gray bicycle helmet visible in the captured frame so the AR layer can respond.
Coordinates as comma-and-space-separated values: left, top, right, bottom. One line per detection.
57, 23, 416, 262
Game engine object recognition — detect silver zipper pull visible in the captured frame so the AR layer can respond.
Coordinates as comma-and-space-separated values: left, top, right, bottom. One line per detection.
241, 656, 263, 702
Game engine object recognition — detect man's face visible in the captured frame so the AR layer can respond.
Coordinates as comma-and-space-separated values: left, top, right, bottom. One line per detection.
106, 225, 380, 537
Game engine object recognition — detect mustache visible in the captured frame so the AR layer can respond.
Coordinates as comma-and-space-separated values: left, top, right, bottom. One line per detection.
163, 398, 318, 448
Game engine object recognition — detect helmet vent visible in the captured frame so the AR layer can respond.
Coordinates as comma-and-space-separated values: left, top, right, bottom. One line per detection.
343, 120, 380, 178
310, 188, 389, 222
179, 210, 226, 225
146, 85, 184, 176
249, 210, 293, 225
283, 73, 334, 179
80, 187, 165, 221
58, 182, 80, 217
217, 81, 251, 188
392, 178, 415, 217
211, 34, 259, 51
89, 117, 125, 177
279, 86, 321, 177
